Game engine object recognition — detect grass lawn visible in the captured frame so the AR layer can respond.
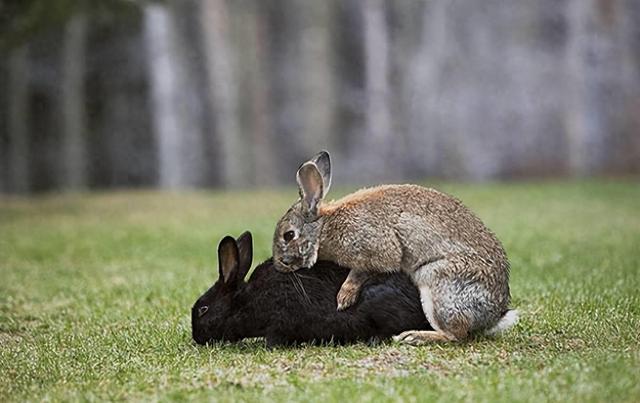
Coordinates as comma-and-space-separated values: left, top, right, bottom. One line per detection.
1, 180, 639, 402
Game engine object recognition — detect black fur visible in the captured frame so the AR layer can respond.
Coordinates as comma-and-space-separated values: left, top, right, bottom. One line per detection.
191, 234, 431, 347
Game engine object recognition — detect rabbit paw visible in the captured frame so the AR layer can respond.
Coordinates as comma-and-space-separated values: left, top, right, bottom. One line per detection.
336, 285, 358, 311
337, 270, 371, 310
393, 330, 452, 345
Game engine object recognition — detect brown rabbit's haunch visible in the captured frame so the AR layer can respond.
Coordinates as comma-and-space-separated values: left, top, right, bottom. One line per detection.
273, 151, 518, 345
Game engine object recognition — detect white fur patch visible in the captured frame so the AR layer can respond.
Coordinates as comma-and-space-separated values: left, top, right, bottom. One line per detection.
418, 285, 442, 332
484, 309, 519, 336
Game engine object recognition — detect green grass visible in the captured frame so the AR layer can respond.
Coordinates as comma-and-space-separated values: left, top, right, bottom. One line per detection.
1, 181, 639, 402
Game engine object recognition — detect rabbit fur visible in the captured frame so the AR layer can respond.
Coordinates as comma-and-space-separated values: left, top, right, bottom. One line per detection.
192, 232, 432, 347
272, 151, 518, 344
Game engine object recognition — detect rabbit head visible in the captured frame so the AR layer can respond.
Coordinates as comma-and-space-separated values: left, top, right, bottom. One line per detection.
191, 232, 253, 345
273, 151, 331, 272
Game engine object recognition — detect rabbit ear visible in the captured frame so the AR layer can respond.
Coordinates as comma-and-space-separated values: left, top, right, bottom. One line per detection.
309, 150, 331, 196
235, 231, 253, 281
218, 236, 239, 285
296, 162, 324, 221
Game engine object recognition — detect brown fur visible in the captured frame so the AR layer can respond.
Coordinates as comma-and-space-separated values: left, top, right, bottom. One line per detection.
273, 152, 516, 344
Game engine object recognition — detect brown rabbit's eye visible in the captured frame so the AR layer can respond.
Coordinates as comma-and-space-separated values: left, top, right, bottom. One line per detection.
283, 230, 295, 243
198, 306, 209, 317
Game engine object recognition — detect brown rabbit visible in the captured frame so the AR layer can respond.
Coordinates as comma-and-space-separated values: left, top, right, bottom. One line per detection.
272, 151, 518, 345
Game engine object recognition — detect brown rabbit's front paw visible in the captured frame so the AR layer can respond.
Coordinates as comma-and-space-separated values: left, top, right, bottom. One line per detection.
337, 270, 370, 310
336, 285, 359, 311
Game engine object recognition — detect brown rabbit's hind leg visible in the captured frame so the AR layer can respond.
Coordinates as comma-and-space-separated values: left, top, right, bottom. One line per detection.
337, 270, 372, 310
393, 317, 470, 345
394, 283, 471, 345
393, 329, 454, 345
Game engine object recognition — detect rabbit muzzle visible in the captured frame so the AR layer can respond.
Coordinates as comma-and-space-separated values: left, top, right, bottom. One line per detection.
275, 245, 318, 272
275, 257, 302, 273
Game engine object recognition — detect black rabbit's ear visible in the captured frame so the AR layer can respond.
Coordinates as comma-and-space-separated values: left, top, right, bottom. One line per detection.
236, 231, 253, 281
296, 162, 324, 221
310, 150, 331, 197
218, 236, 239, 285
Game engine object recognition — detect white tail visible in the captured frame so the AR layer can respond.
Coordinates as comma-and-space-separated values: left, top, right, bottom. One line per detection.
484, 309, 519, 336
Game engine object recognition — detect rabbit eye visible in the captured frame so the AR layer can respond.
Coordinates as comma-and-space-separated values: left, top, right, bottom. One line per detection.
283, 230, 295, 243
198, 306, 209, 317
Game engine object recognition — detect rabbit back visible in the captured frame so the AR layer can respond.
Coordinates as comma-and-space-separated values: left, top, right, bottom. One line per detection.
319, 185, 507, 273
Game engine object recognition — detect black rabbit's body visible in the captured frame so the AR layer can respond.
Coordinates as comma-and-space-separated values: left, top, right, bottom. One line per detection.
192, 234, 432, 347
247, 260, 430, 346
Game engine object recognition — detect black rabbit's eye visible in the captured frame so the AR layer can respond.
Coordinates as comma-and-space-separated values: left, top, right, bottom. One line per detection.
283, 230, 295, 243
198, 306, 209, 317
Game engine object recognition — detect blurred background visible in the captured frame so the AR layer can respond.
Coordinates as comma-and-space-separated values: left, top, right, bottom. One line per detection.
0, 0, 639, 194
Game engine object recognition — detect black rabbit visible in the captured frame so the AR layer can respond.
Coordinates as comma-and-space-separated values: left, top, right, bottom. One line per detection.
191, 232, 432, 347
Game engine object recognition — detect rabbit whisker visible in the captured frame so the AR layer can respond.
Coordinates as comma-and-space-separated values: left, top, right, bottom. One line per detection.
287, 275, 302, 301
289, 274, 305, 303
292, 272, 312, 305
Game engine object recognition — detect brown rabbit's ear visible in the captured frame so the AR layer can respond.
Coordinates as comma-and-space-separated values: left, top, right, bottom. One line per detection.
309, 150, 331, 197
296, 162, 324, 220
235, 231, 253, 281
218, 236, 239, 285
